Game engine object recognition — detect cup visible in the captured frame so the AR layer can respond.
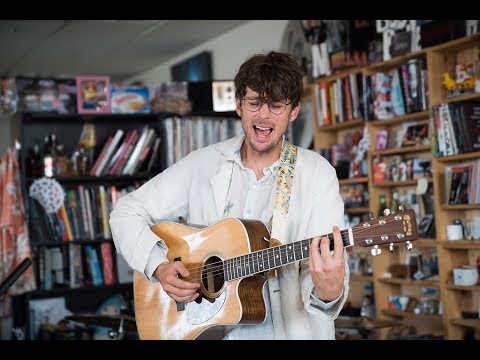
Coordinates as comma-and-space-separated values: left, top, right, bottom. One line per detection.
464, 220, 473, 240
446, 224, 464, 240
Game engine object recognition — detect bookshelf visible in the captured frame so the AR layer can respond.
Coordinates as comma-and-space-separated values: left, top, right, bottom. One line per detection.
10, 109, 241, 339
311, 70, 372, 314
313, 32, 480, 340
426, 33, 480, 340
10, 111, 164, 339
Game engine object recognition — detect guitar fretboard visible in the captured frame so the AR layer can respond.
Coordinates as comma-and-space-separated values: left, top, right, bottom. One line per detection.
224, 229, 352, 281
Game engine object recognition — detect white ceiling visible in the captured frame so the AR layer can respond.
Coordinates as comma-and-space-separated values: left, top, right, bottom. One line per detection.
0, 20, 250, 82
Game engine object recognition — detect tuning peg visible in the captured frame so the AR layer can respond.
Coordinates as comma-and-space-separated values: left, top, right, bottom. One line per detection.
399, 203, 408, 212
368, 212, 375, 220
370, 245, 381, 256
383, 208, 391, 216
389, 243, 394, 252
405, 241, 413, 251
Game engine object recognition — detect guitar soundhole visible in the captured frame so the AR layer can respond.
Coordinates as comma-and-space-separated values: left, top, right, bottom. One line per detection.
201, 256, 225, 294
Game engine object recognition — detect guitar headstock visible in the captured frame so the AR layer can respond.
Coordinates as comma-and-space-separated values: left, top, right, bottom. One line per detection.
351, 208, 418, 256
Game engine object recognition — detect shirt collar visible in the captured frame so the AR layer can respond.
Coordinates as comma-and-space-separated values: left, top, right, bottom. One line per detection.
230, 136, 284, 176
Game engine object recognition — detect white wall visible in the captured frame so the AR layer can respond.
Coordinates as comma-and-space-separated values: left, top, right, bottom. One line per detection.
132, 20, 290, 92
0, 20, 291, 155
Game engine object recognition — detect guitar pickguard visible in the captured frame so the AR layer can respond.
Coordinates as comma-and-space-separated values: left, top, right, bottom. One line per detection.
186, 289, 227, 325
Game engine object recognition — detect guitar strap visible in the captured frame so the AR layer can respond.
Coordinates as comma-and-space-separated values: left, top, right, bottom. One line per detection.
270, 140, 297, 245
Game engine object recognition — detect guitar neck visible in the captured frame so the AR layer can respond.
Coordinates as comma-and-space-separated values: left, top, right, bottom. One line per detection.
224, 229, 353, 281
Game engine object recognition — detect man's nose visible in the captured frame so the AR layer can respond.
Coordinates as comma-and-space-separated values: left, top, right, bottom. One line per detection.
258, 102, 270, 117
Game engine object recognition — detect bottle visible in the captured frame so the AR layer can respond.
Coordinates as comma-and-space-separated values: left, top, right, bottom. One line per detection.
391, 191, 400, 213
377, 193, 387, 217
26, 144, 42, 178
42, 134, 56, 178
55, 143, 69, 177
360, 283, 375, 319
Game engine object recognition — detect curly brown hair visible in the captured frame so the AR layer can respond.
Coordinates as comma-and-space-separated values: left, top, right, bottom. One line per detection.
234, 51, 304, 108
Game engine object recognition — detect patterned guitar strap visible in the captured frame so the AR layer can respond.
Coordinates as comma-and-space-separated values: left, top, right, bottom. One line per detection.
269, 140, 297, 262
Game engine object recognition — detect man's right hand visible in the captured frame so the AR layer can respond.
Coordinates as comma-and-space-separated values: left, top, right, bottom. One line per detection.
154, 261, 200, 303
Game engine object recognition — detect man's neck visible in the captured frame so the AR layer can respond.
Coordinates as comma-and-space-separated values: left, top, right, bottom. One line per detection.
241, 141, 283, 180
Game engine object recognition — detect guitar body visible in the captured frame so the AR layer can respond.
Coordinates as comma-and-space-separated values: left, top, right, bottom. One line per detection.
134, 218, 271, 340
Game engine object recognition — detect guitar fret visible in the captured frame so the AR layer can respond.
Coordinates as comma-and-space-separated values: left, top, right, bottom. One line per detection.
267, 248, 274, 269
248, 253, 254, 275
302, 239, 309, 259
280, 244, 287, 265
235, 257, 240, 279
287, 243, 295, 262
294, 241, 303, 260
262, 249, 268, 271
239, 255, 244, 278
273, 246, 280, 267
253, 252, 259, 274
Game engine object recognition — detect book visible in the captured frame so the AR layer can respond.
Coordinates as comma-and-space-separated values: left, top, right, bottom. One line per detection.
85, 245, 104, 286
94, 129, 125, 176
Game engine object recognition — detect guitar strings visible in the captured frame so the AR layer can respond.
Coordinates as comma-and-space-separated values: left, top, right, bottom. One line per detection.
184, 227, 408, 282
183, 218, 409, 281
181, 217, 410, 282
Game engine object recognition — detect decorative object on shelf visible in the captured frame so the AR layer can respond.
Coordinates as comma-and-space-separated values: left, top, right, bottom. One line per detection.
446, 220, 464, 241
76, 75, 111, 114
375, 129, 388, 150
151, 81, 191, 115
350, 126, 369, 178
401, 123, 429, 147
111, 85, 150, 114
28, 177, 65, 214
15, 77, 77, 114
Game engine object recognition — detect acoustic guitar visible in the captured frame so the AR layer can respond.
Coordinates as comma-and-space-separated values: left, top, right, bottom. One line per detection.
134, 208, 418, 340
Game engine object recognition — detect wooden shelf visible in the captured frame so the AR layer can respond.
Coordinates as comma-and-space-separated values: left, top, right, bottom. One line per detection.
436, 151, 480, 163
350, 274, 373, 282
437, 92, 480, 105
449, 318, 480, 330
373, 144, 432, 156
365, 49, 426, 73
373, 179, 433, 188
429, 33, 480, 53
378, 278, 439, 287
414, 239, 438, 248
438, 240, 480, 250
339, 177, 368, 185
381, 309, 442, 321
441, 204, 480, 210
317, 66, 363, 83
345, 207, 370, 214
445, 283, 480, 291
367, 111, 430, 127
316, 118, 364, 131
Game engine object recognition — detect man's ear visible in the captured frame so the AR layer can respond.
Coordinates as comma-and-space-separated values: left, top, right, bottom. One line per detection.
289, 101, 301, 123
236, 98, 242, 117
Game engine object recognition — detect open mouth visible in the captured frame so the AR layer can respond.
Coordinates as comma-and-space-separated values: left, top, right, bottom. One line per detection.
253, 125, 273, 138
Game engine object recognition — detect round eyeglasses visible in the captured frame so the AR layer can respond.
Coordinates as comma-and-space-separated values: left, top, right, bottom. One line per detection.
242, 97, 291, 115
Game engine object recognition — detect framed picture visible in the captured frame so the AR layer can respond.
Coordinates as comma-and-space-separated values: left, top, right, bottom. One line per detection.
418, 214, 434, 238
401, 123, 429, 147
76, 76, 111, 114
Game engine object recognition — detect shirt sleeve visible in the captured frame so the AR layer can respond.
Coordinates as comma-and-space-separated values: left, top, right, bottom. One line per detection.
145, 241, 169, 282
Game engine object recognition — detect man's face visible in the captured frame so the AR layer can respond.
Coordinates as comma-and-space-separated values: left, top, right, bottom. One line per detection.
236, 87, 300, 154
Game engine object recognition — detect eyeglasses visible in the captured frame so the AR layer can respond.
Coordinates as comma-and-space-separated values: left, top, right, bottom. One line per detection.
241, 97, 291, 115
